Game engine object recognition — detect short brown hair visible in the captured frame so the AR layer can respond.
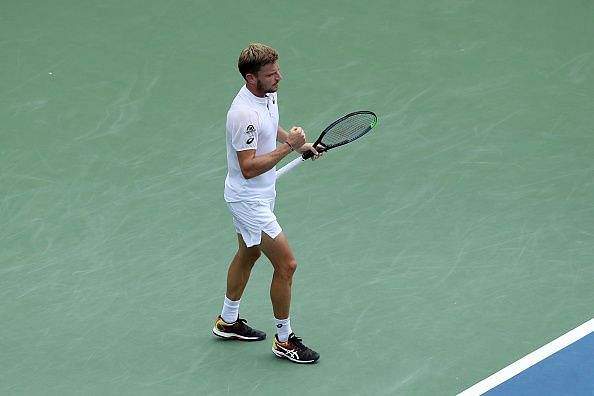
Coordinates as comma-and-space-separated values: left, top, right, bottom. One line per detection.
238, 43, 279, 79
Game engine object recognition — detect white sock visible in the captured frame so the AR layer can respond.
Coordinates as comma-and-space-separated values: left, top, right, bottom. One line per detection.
275, 317, 292, 342
221, 296, 240, 323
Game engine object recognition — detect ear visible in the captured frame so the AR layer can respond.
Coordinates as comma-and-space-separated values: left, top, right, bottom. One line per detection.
245, 73, 257, 86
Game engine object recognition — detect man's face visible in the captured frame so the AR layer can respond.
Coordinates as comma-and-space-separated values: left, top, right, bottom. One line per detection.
254, 62, 282, 94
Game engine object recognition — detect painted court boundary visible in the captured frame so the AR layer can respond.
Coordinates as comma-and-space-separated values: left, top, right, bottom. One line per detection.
457, 318, 594, 396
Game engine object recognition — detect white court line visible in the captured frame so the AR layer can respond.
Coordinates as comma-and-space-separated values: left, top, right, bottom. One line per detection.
457, 318, 594, 396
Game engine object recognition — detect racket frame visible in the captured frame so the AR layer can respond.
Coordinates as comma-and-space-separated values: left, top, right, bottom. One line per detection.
302, 110, 377, 159
276, 110, 377, 178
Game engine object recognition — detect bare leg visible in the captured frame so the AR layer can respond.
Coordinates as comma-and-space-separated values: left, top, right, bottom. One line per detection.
260, 232, 297, 320
214, 234, 266, 341
225, 234, 261, 301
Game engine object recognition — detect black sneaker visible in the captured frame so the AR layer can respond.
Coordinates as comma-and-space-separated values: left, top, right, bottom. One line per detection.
272, 333, 320, 364
212, 316, 266, 341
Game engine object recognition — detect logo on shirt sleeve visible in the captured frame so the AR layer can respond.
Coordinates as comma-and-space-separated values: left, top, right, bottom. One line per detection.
245, 125, 255, 145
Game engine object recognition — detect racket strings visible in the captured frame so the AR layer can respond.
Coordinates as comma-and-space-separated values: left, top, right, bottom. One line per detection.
321, 113, 376, 147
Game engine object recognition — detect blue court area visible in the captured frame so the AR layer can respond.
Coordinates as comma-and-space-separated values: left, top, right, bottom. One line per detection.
488, 333, 594, 395
460, 319, 594, 396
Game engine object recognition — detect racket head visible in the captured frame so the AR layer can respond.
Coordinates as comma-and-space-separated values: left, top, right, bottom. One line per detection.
303, 111, 377, 159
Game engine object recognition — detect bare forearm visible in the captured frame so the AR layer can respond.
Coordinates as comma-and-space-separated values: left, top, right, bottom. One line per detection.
277, 126, 290, 144
238, 143, 293, 179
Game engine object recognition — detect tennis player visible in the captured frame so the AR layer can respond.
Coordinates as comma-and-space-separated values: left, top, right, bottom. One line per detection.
212, 43, 320, 364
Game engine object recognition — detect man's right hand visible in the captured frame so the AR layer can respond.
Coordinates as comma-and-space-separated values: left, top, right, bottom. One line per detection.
287, 126, 306, 150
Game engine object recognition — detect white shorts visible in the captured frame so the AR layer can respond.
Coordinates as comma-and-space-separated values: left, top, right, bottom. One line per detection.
226, 199, 282, 247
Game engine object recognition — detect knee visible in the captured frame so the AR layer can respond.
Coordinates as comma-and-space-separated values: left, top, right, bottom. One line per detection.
287, 259, 297, 276
278, 259, 298, 280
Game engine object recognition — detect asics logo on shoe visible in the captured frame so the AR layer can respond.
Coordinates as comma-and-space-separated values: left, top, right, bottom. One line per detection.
285, 349, 299, 360
276, 343, 298, 359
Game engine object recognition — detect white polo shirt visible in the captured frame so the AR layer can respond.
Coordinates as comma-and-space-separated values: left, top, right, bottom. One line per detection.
224, 85, 279, 202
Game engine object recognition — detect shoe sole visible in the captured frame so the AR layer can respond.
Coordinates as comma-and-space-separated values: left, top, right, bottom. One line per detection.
272, 348, 319, 364
212, 327, 266, 341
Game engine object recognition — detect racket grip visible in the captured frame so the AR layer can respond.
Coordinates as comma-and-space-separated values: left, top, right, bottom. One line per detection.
302, 150, 315, 160
275, 155, 307, 178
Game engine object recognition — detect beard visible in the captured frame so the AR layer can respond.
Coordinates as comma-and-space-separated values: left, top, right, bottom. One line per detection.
257, 79, 278, 93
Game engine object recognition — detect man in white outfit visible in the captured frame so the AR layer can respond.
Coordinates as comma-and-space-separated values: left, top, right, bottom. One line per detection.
212, 43, 320, 364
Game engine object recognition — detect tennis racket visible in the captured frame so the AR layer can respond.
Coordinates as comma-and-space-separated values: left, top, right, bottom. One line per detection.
276, 110, 377, 178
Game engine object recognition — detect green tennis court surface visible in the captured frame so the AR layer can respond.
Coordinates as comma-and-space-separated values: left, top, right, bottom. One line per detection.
2, 1, 593, 395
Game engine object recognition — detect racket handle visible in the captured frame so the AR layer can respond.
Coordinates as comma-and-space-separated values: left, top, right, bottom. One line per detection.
302, 150, 315, 160
275, 155, 307, 179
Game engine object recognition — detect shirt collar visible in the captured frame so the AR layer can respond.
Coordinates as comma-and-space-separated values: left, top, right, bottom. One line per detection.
241, 85, 268, 106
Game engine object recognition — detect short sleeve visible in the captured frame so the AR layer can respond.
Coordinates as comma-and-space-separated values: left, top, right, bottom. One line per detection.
228, 109, 259, 151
